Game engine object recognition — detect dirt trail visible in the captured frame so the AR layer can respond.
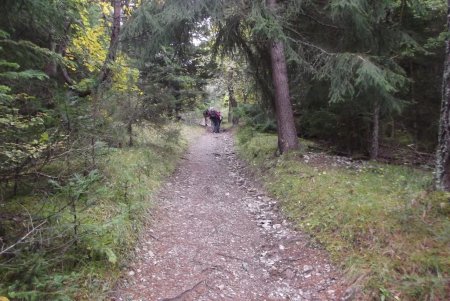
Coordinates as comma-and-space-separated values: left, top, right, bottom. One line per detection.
113, 130, 344, 301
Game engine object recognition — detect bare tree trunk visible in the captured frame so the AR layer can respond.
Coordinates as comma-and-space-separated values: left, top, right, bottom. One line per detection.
228, 81, 238, 126
410, 61, 420, 149
99, 0, 121, 83
370, 101, 380, 160
436, 0, 450, 191
91, 93, 100, 168
71, 194, 78, 245
44, 39, 58, 77
128, 122, 133, 147
13, 167, 19, 196
266, 0, 299, 154
59, 21, 75, 83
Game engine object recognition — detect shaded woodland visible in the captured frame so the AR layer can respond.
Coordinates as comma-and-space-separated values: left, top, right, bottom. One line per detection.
0, 0, 449, 300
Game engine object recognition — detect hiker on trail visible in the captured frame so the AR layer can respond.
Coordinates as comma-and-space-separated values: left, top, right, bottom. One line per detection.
204, 107, 222, 133
203, 109, 209, 127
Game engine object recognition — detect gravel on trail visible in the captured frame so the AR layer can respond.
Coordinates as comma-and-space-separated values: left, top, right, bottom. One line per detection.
113, 129, 345, 301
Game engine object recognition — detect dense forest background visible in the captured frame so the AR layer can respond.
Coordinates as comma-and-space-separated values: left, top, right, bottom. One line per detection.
0, 0, 449, 300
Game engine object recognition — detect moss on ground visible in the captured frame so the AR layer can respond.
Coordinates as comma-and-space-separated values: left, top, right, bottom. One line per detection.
236, 127, 449, 301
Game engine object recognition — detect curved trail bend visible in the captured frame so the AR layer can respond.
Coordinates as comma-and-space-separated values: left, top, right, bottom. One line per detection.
114, 130, 344, 301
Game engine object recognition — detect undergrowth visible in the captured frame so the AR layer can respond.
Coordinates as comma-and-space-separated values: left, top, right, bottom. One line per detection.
0, 124, 201, 300
236, 127, 449, 301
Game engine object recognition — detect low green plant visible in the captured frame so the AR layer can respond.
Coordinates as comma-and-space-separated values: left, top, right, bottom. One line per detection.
0, 124, 196, 300
236, 127, 449, 300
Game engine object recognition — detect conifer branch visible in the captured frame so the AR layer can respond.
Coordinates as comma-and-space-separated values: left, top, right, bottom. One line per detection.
298, 12, 340, 30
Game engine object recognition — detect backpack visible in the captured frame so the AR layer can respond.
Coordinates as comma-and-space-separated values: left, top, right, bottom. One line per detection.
209, 109, 218, 118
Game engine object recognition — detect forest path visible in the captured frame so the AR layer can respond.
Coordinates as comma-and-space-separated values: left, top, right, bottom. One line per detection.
113, 129, 344, 301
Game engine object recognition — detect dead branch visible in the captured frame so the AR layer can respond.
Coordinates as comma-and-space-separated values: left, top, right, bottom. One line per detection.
160, 280, 205, 301
0, 220, 47, 255
216, 252, 248, 262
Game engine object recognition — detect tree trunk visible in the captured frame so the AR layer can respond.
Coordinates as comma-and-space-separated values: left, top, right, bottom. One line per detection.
71, 195, 78, 245
370, 100, 380, 160
91, 93, 100, 168
128, 122, 133, 147
99, 0, 121, 83
243, 91, 248, 104
410, 61, 420, 149
228, 82, 238, 125
266, 0, 299, 154
44, 39, 58, 77
59, 23, 77, 86
435, 0, 450, 191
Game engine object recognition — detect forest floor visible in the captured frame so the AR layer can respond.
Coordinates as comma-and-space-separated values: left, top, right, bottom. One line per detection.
112, 128, 345, 301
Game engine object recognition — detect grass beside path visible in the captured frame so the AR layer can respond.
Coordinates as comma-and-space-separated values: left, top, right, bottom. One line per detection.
0, 124, 204, 300
236, 127, 449, 301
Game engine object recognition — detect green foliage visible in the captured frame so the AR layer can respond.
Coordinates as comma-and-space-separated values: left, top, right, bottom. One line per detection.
0, 70, 48, 81
123, 0, 445, 156
0, 124, 190, 300
122, 0, 220, 59
319, 53, 408, 108
0, 1, 204, 299
237, 127, 449, 300
0, 0, 448, 299
66, 8, 109, 75
135, 43, 214, 118
236, 104, 277, 133
0, 33, 53, 178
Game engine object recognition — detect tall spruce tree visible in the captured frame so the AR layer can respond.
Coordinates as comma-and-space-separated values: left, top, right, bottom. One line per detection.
316, 0, 411, 159
266, 0, 299, 153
